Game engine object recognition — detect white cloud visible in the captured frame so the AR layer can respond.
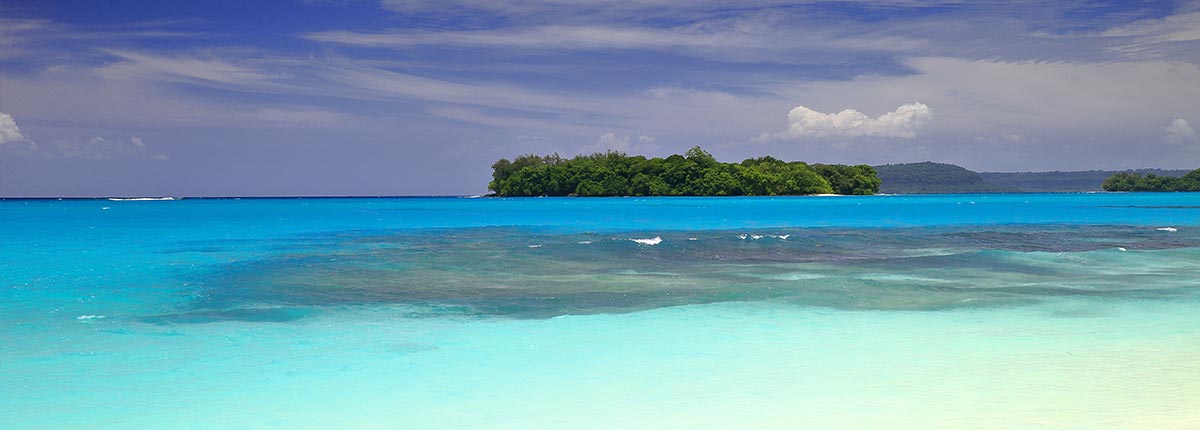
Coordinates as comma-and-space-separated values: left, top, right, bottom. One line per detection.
638, 135, 656, 143
0, 112, 29, 145
766, 102, 932, 140
595, 132, 632, 151
1164, 118, 1197, 145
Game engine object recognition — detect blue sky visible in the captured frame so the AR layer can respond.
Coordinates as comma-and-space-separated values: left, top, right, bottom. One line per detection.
1, 0, 1198, 196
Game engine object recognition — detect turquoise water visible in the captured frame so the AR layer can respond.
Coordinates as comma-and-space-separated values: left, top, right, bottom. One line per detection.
2, 194, 1199, 429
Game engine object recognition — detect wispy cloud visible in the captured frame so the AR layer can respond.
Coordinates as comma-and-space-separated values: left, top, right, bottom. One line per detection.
51, 135, 165, 160
1104, 11, 1200, 43
0, 18, 57, 59
96, 50, 287, 88
304, 21, 929, 62
378, 0, 963, 22
1099, 11, 1200, 58
0, 17, 201, 61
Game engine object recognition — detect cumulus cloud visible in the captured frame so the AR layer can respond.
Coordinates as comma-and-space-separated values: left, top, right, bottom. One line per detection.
764, 102, 932, 141
1163, 118, 1197, 145
0, 112, 30, 145
0, 112, 40, 154
595, 132, 632, 151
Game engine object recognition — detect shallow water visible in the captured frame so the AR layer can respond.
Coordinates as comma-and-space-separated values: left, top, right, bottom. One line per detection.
2, 194, 1199, 429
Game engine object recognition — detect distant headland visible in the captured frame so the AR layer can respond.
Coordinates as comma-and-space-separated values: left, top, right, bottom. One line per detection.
875, 162, 1199, 193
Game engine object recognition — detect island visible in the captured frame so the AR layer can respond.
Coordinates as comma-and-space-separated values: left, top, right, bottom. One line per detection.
1102, 169, 1200, 192
488, 147, 880, 196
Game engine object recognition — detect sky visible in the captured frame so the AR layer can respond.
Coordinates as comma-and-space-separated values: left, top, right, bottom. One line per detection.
1, 0, 1199, 196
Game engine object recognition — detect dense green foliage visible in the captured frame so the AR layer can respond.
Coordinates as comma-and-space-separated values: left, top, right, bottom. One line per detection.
980, 169, 1190, 192
874, 162, 1016, 194
1102, 169, 1200, 192
489, 147, 880, 196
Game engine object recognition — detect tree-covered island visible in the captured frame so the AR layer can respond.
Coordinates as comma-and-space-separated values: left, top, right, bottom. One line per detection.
1102, 168, 1200, 192
488, 147, 880, 197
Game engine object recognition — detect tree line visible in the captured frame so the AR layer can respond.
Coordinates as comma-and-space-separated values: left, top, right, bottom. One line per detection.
1101, 168, 1200, 192
488, 147, 881, 197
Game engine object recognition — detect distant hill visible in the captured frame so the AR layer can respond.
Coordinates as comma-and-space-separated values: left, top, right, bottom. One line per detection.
875, 162, 1193, 193
980, 169, 1191, 192
874, 162, 1018, 194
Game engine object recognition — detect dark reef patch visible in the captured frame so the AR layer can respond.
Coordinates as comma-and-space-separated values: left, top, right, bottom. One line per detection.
150, 225, 1200, 321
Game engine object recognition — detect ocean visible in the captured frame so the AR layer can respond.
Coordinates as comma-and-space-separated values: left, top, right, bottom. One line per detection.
2, 194, 1198, 429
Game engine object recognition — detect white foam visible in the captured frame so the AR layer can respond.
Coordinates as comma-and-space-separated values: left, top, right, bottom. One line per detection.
629, 237, 662, 246
76, 315, 106, 321
687, 238, 698, 241
107, 197, 177, 201
739, 234, 790, 240
1156, 227, 1178, 232
764, 272, 826, 281
1117, 247, 1128, 252
616, 270, 681, 276
528, 244, 543, 248
576, 241, 593, 245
